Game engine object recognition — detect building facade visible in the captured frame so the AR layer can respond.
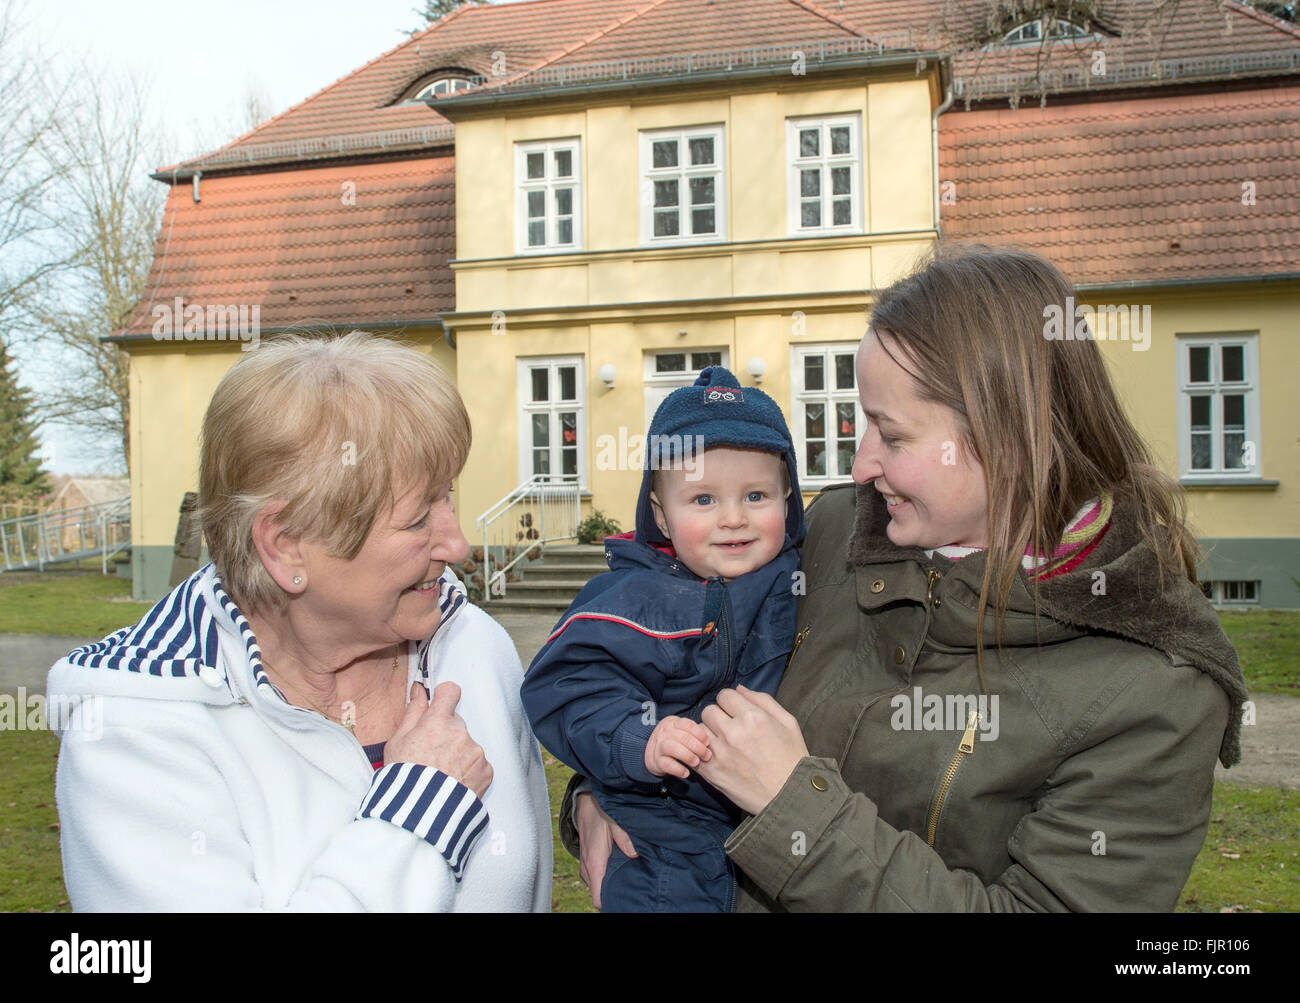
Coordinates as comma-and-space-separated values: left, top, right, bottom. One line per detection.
114, 0, 1300, 606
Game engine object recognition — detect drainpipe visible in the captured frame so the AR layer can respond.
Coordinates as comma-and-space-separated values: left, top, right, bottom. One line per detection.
931, 79, 954, 235
440, 317, 455, 349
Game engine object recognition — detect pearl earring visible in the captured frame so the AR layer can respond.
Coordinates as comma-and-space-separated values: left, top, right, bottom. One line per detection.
293, 576, 302, 585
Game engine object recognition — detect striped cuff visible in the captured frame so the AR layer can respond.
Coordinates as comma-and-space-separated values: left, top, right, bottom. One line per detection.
357, 763, 489, 880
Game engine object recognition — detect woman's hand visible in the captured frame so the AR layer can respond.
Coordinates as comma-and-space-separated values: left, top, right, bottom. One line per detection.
575, 792, 637, 911
386, 681, 493, 799
697, 685, 810, 816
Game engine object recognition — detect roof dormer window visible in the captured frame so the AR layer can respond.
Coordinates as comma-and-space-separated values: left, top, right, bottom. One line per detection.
399, 70, 477, 105
1003, 17, 1096, 44
412, 76, 472, 101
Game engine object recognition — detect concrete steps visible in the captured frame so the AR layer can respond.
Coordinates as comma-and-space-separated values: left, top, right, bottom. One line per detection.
482, 543, 609, 614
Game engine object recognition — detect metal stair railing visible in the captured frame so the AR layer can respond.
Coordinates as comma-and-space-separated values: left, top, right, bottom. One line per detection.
0, 495, 132, 573
474, 474, 580, 601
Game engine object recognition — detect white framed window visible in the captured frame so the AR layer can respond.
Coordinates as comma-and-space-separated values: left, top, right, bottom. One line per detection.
516, 140, 581, 254
1176, 334, 1261, 479
643, 348, 730, 428
1002, 18, 1096, 44
1203, 580, 1260, 605
639, 126, 725, 245
787, 116, 862, 236
791, 343, 862, 486
408, 76, 472, 102
517, 357, 585, 487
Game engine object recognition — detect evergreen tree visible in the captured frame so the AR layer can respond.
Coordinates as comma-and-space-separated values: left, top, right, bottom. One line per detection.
1250, 1, 1296, 21
0, 339, 50, 506
411, 0, 488, 31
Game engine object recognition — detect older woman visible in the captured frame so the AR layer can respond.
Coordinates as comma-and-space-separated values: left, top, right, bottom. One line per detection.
48, 331, 552, 911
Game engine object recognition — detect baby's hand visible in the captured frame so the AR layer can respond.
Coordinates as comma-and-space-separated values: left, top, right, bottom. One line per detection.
644, 715, 712, 779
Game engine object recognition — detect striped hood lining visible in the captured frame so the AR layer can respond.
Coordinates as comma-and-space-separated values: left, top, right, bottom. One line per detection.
64, 564, 471, 710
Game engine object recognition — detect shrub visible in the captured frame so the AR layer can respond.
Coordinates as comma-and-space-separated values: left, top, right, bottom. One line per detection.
575, 509, 622, 545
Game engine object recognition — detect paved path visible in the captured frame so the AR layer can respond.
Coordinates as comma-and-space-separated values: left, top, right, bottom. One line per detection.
1214, 693, 1300, 791
6, 616, 1296, 791
0, 635, 96, 693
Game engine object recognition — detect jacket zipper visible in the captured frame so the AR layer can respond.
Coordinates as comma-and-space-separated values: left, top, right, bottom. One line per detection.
787, 625, 811, 666
926, 568, 942, 605
926, 710, 979, 847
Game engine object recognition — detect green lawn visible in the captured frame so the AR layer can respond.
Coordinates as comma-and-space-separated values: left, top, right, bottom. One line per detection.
1, 571, 1295, 911
0, 728, 66, 912
0, 566, 151, 637
1218, 609, 1300, 696
1178, 784, 1300, 912
0, 723, 1293, 912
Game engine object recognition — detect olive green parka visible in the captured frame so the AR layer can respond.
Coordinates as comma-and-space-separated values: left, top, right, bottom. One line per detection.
724, 483, 1246, 912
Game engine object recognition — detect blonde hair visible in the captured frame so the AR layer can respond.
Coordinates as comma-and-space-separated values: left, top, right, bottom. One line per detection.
869, 245, 1197, 680
199, 331, 471, 613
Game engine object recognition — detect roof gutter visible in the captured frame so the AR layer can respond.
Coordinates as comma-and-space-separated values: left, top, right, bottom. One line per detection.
1074, 272, 1300, 294
429, 51, 945, 114
102, 316, 451, 346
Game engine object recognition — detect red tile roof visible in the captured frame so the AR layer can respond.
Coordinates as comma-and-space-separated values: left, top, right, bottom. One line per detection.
943, 0, 1300, 103
125, 0, 1300, 343
117, 157, 455, 337
173, 0, 1300, 174
530, 0, 861, 67
171, 0, 657, 172
938, 81, 1300, 286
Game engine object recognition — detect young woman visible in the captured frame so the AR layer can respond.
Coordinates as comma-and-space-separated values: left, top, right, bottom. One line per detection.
568, 244, 1248, 911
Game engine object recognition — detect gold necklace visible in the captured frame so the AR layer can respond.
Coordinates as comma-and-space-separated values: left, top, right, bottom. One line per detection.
264, 653, 401, 734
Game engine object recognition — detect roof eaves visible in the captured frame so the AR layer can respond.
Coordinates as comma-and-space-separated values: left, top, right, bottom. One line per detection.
1075, 271, 1300, 295
153, 9, 477, 177
432, 37, 934, 111
954, 46, 1300, 101
104, 316, 451, 347
152, 124, 456, 180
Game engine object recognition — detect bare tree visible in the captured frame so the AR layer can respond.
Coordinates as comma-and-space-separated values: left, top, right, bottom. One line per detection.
20, 73, 166, 475
0, 4, 72, 339
934, 0, 1234, 108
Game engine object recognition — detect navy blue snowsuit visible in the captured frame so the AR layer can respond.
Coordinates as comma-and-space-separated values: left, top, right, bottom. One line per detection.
522, 532, 801, 911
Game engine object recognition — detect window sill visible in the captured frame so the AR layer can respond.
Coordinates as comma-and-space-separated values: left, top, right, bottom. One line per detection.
516, 245, 584, 256
1179, 478, 1279, 489
789, 227, 864, 240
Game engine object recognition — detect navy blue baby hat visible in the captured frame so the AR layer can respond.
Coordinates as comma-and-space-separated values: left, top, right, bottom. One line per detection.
634, 365, 806, 547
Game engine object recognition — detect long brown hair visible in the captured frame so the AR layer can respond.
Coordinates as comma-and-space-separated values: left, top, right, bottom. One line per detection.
869, 244, 1198, 671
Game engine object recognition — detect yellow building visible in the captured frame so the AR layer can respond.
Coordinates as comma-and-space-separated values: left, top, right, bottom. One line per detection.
436, 55, 943, 563
113, 0, 1300, 607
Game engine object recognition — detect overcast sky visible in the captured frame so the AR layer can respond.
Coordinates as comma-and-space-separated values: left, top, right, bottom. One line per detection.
16, 0, 528, 475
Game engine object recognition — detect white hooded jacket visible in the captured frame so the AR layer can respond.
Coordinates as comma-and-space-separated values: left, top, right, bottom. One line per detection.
46, 564, 552, 912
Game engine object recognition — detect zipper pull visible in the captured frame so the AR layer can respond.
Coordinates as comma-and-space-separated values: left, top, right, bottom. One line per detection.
959, 710, 980, 754
786, 625, 811, 667
926, 568, 942, 604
